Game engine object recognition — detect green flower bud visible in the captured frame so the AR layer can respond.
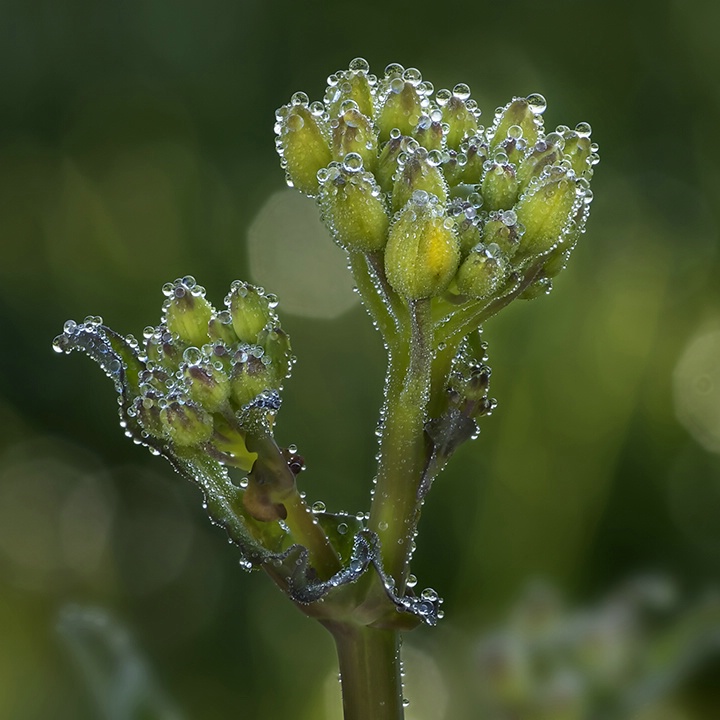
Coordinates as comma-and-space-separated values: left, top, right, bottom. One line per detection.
562, 124, 595, 177
145, 327, 183, 371
331, 107, 377, 172
481, 162, 520, 211
490, 96, 544, 150
412, 113, 444, 151
317, 160, 389, 252
275, 96, 332, 196
481, 211, 522, 258
385, 191, 460, 300
160, 399, 214, 447
325, 59, 375, 118
436, 86, 479, 150
259, 326, 292, 386
134, 393, 165, 439
375, 133, 404, 192
456, 136, 489, 185
456, 246, 507, 299
227, 282, 273, 344
392, 147, 447, 212
447, 195, 484, 257
517, 134, 563, 190
208, 310, 239, 345
230, 354, 273, 407
183, 360, 231, 413
516, 169, 579, 256
376, 69, 423, 143
163, 277, 213, 348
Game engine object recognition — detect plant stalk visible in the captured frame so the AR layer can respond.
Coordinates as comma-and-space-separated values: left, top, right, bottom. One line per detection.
325, 622, 404, 720
369, 299, 433, 589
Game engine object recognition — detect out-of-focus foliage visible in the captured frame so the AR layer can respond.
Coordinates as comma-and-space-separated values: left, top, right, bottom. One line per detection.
0, 0, 719, 718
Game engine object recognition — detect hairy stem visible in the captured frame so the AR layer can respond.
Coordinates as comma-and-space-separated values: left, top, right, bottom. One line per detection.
369, 299, 433, 589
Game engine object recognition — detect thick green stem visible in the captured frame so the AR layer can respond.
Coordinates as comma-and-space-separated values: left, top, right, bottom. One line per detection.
369, 299, 433, 588
325, 622, 404, 720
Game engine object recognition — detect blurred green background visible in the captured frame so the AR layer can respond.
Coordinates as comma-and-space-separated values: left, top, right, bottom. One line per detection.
1, 0, 719, 718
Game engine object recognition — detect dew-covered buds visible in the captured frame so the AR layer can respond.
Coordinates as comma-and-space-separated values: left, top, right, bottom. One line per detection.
53, 277, 294, 472
275, 59, 597, 314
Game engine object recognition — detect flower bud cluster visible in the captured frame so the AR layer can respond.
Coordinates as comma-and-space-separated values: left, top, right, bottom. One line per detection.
275, 60, 597, 302
54, 277, 293, 469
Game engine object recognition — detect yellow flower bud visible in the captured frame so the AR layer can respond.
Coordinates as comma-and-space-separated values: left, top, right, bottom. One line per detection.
436, 86, 479, 150
516, 169, 579, 256
385, 192, 460, 300
331, 106, 377, 172
324, 59, 375, 118
275, 96, 332, 196
456, 247, 507, 299
318, 160, 389, 252
160, 399, 214, 447
376, 66, 424, 143
163, 277, 213, 348
227, 282, 273, 344
392, 147, 447, 212
481, 162, 520, 211
490, 96, 545, 150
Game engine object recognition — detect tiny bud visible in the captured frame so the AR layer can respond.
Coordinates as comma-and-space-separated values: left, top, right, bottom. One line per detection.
183, 363, 231, 413
412, 115, 444, 151
208, 312, 239, 345
516, 171, 579, 256
134, 394, 165, 438
165, 285, 213, 348
456, 248, 507, 300
331, 108, 377, 172
490, 98, 541, 150
258, 326, 292, 386
443, 96, 479, 150
392, 152, 448, 212
457, 137, 488, 185
326, 70, 374, 119
517, 139, 562, 190
481, 215, 521, 258
277, 104, 332, 196
318, 165, 389, 252
481, 162, 519, 211
375, 134, 404, 192
377, 81, 423, 143
227, 283, 272, 344
562, 131, 594, 177
160, 399, 214, 446
231, 356, 273, 407
385, 196, 460, 300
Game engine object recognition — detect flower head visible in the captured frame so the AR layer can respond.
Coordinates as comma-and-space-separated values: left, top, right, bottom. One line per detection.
275, 59, 598, 305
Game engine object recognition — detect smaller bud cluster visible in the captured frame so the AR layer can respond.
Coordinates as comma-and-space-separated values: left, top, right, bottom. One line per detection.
54, 277, 293, 469
275, 59, 598, 304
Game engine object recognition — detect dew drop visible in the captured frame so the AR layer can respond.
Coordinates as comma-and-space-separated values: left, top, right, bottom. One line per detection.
349, 57, 370, 73
311, 501, 326, 514
575, 121, 592, 137
526, 93, 547, 115
452, 83, 471, 100
342, 152, 364, 173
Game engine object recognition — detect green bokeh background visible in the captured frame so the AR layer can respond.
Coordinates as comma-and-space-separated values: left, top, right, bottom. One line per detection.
1, 0, 719, 718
